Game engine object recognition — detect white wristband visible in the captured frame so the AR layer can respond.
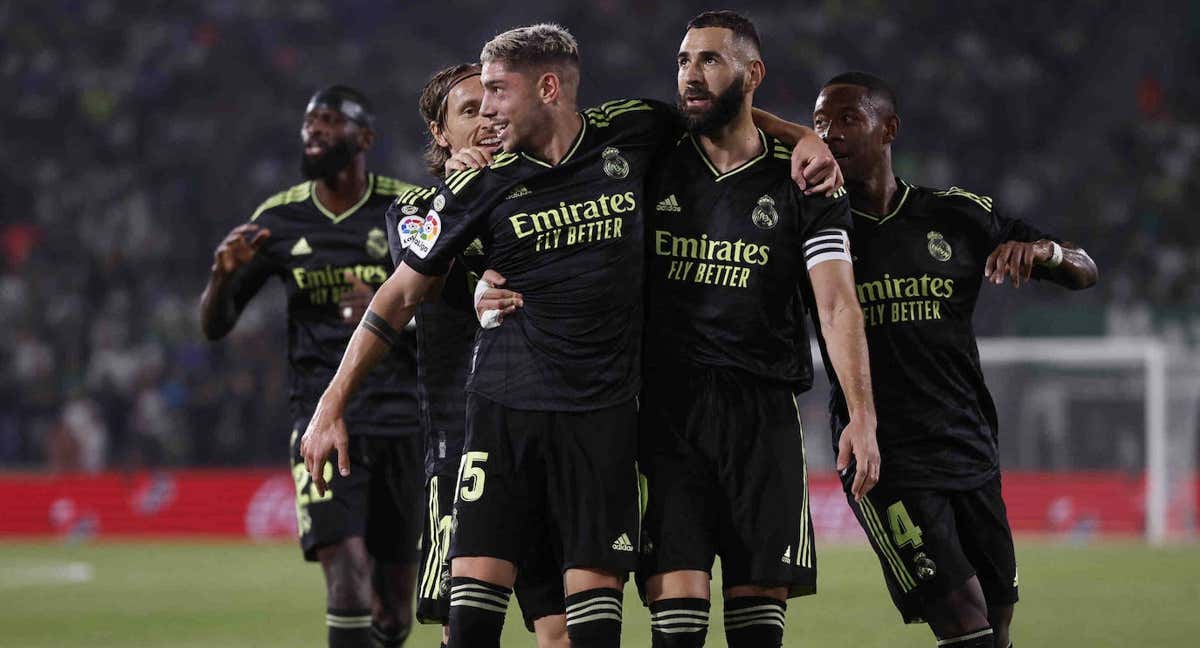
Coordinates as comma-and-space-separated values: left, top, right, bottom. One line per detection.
473, 277, 502, 329
1040, 241, 1063, 268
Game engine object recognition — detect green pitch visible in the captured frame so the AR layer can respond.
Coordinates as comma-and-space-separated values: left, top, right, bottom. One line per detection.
1, 539, 1196, 647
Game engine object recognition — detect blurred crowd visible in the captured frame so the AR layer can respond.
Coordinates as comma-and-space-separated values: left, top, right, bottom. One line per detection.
1, 0, 1196, 470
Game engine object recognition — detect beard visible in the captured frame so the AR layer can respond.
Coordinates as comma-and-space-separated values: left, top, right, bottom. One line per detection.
300, 138, 359, 184
678, 75, 746, 136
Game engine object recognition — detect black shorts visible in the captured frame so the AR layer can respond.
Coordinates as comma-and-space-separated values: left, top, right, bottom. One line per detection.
638, 366, 816, 598
844, 475, 1019, 623
449, 393, 641, 577
416, 469, 456, 625
289, 424, 422, 563
415, 468, 567, 630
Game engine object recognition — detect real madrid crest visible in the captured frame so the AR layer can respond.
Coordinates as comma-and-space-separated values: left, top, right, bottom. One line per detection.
602, 146, 629, 179
365, 227, 388, 259
751, 194, 779, 229
913, 552, 937, 581
927, 231, 952, 262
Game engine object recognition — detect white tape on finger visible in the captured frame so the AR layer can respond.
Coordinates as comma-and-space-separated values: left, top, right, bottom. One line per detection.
473, 277, 501, 330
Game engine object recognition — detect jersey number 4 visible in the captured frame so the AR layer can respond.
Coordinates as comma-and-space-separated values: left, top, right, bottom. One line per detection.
886, 501, 924, 549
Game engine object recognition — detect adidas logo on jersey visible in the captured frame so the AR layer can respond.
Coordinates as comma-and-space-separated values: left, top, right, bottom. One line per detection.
611, 533, 634, 552
290, 237, 313, 256
656, 194, 680, 212
506, 185, 531, 200
781, 546, 792, 564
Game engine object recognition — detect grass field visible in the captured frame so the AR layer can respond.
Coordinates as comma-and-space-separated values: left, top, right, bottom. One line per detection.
1, 539, 1197, 647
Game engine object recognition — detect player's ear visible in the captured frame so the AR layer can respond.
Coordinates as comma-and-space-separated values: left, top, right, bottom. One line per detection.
746, 59, 765, 92
538, 71, 560, 105
883, 113, 899, 145
358, 126, 375, 151
430, 121, 450, 150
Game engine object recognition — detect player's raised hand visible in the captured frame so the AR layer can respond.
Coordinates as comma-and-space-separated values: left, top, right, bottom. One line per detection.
473, 269, 522, 329
300, 398, 350, 496
791, 132, 844, 197
339, 270, 375, 324
444, 146, 495, 174
213, 223, 270, 276
837, 416, 881, 502
985, 240, 1053, 288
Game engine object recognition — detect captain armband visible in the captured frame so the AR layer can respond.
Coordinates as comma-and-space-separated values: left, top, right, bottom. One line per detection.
803, 228, 852, 270
361, 310, 404, 349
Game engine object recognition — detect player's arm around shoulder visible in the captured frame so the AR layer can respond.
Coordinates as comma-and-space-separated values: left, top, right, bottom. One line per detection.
805, 220, 880, 500
754, 111, 843, 197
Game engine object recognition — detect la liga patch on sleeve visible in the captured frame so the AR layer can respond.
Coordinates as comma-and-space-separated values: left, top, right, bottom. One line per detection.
410, 210, 441, 259
397, 214, 424, 248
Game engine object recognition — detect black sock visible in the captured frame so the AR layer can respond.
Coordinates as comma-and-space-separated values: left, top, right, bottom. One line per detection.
937, 627, 995, 647
724, 597, 785, 648
369, 621, 410, 647
565, 588, 623, 648
650, 597, 709, 647
327, 607, 371, 648
446, 577, 510, 648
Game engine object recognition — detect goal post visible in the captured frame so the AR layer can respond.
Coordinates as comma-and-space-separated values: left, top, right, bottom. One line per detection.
800, 336, 1198, 545
976, 337, 1181, 545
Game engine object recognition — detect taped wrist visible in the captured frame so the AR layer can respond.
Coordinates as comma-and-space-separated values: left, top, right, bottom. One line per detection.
473, 277, 502, 329
361, 310, 404, 349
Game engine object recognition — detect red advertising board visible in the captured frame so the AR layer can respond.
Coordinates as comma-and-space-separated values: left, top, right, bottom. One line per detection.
0, 470, 1176, 540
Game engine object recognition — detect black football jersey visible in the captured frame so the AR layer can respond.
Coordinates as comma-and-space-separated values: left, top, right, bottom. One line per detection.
231, 174, 422, 436
644, 131, 852, 389
816, 180, 1055, 490
401, 99, 680, 411
385, 184, 484, 477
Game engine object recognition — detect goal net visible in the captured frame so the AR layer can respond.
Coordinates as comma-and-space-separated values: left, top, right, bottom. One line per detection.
797, 337, 1200, 545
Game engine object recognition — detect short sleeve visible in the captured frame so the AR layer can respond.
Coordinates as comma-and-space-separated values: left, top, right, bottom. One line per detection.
798, 188, 853, 271
584, 98, 682, 150
992, 211, 1057, 247
798, 187, 853, 239
401, 170, 495, 276
385, 187, 435, 268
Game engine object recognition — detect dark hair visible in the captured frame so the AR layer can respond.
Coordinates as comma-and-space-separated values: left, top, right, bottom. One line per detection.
686, 10, 762, 56
418, 63, 482, 178
823, 71, 899, 115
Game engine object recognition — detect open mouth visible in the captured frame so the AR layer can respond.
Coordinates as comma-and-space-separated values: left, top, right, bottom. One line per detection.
304, 141, 327, 156
684, 95, 711, 110
476, 134, 502, 149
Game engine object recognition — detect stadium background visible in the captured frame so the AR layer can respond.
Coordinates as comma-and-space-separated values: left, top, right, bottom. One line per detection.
2, 0, 1198, 646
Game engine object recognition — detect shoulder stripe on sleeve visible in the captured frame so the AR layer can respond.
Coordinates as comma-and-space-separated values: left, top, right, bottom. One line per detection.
489, 152, 520, 169
250, 182, 311, 221
446, 168, 482, 195
374, 175, 421, 197
934, 186, 993, 212
585, 99, 652, 127
395, 185, 437, 206
803, 227, 851, 270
